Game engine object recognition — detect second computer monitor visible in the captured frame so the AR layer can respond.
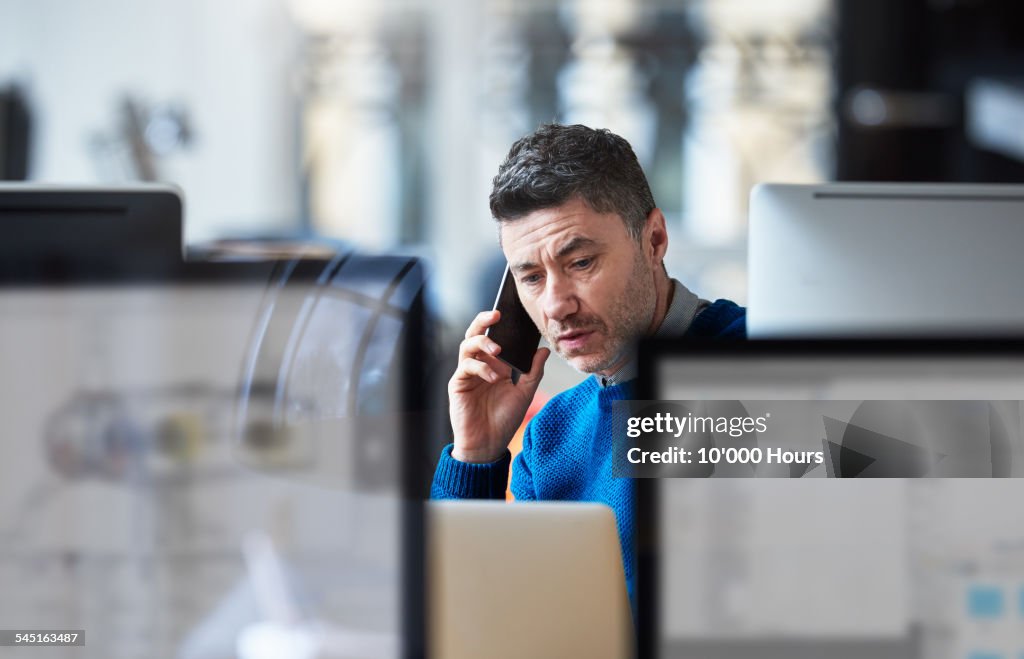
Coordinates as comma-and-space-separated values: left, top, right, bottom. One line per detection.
748, 182, 1024, 337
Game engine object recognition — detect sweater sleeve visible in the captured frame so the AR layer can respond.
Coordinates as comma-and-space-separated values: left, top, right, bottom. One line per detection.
430, 443, 511, 500
509, 422, 538, 501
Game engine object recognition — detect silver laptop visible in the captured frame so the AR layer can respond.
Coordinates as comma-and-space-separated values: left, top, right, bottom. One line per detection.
748, 182, 1024, 337
428, 501, 633, 659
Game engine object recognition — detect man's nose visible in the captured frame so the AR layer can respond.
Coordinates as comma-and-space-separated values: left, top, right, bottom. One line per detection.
541, 273, 578, 322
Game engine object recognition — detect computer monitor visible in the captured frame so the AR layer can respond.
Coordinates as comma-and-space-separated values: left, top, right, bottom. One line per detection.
635, 339, 1024, 659
0, 183, 184, 282
748, 183, 1024, 337
0, 186, 428, 658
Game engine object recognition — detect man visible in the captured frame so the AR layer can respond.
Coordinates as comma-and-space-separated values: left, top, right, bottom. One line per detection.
431, 124, 746, 596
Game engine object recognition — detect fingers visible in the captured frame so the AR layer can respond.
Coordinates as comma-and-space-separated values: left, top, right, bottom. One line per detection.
452, 311, 541, 391
451, 329, 515, 391
476, 352, 515, 381
465, 309, 500, 339
459, 333, 503, 362
458, 330, 513, 380
458, 357, 505, 385
518, 347, 551, 386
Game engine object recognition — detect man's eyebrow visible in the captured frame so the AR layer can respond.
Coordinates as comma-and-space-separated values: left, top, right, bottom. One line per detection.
511, 237, 601, 274
556, 236, 599, 259
511, 260, 538, 274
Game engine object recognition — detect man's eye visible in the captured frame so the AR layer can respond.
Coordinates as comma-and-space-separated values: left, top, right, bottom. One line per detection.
521, 274, 542, 285
572, 258, 593, 269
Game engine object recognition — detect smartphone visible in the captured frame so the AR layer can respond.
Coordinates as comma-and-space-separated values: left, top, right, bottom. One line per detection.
485, 263, 542, 375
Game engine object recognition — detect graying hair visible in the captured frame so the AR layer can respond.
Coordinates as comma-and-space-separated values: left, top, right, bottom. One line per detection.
489, 124, 655, 241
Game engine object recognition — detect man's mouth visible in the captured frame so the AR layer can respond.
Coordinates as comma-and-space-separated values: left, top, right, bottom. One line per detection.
556, 329, 595, 351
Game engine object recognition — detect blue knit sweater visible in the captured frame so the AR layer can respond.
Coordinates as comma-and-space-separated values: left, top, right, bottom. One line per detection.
431, 299, 746, 600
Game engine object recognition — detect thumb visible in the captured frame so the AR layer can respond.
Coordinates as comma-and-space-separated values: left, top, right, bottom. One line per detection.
519, 347, 551, 388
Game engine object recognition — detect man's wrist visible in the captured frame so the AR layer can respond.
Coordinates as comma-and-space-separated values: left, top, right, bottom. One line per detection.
452, 445, 506, 464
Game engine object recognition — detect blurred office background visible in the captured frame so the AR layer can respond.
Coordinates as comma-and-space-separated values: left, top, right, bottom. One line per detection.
0, 0, 841, 321
3, 0, 1024, 657
7, 0, 1024, 385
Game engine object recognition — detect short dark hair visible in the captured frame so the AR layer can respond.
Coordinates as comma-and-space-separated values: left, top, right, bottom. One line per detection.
489, 124, 655, 240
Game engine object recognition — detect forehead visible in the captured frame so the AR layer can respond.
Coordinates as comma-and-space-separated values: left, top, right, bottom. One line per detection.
499, 198, 630, 265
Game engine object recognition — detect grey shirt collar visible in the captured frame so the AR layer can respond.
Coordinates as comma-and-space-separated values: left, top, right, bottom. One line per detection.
597, 279, 708, 387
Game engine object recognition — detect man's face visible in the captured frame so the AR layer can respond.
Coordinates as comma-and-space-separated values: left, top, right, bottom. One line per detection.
500, 197, 659, 376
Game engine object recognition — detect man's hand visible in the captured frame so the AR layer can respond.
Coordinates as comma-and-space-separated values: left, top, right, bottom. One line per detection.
448, 309, 550, 464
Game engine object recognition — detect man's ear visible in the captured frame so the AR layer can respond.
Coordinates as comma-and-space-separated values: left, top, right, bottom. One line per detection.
644, 208, 669, 263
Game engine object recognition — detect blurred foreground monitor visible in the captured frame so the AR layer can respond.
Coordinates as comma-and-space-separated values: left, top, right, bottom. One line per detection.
0, 186, 427, 659
637, 339, 1024, 659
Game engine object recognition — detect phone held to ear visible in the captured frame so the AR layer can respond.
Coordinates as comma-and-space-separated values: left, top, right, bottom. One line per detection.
485, 264, 542, 378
